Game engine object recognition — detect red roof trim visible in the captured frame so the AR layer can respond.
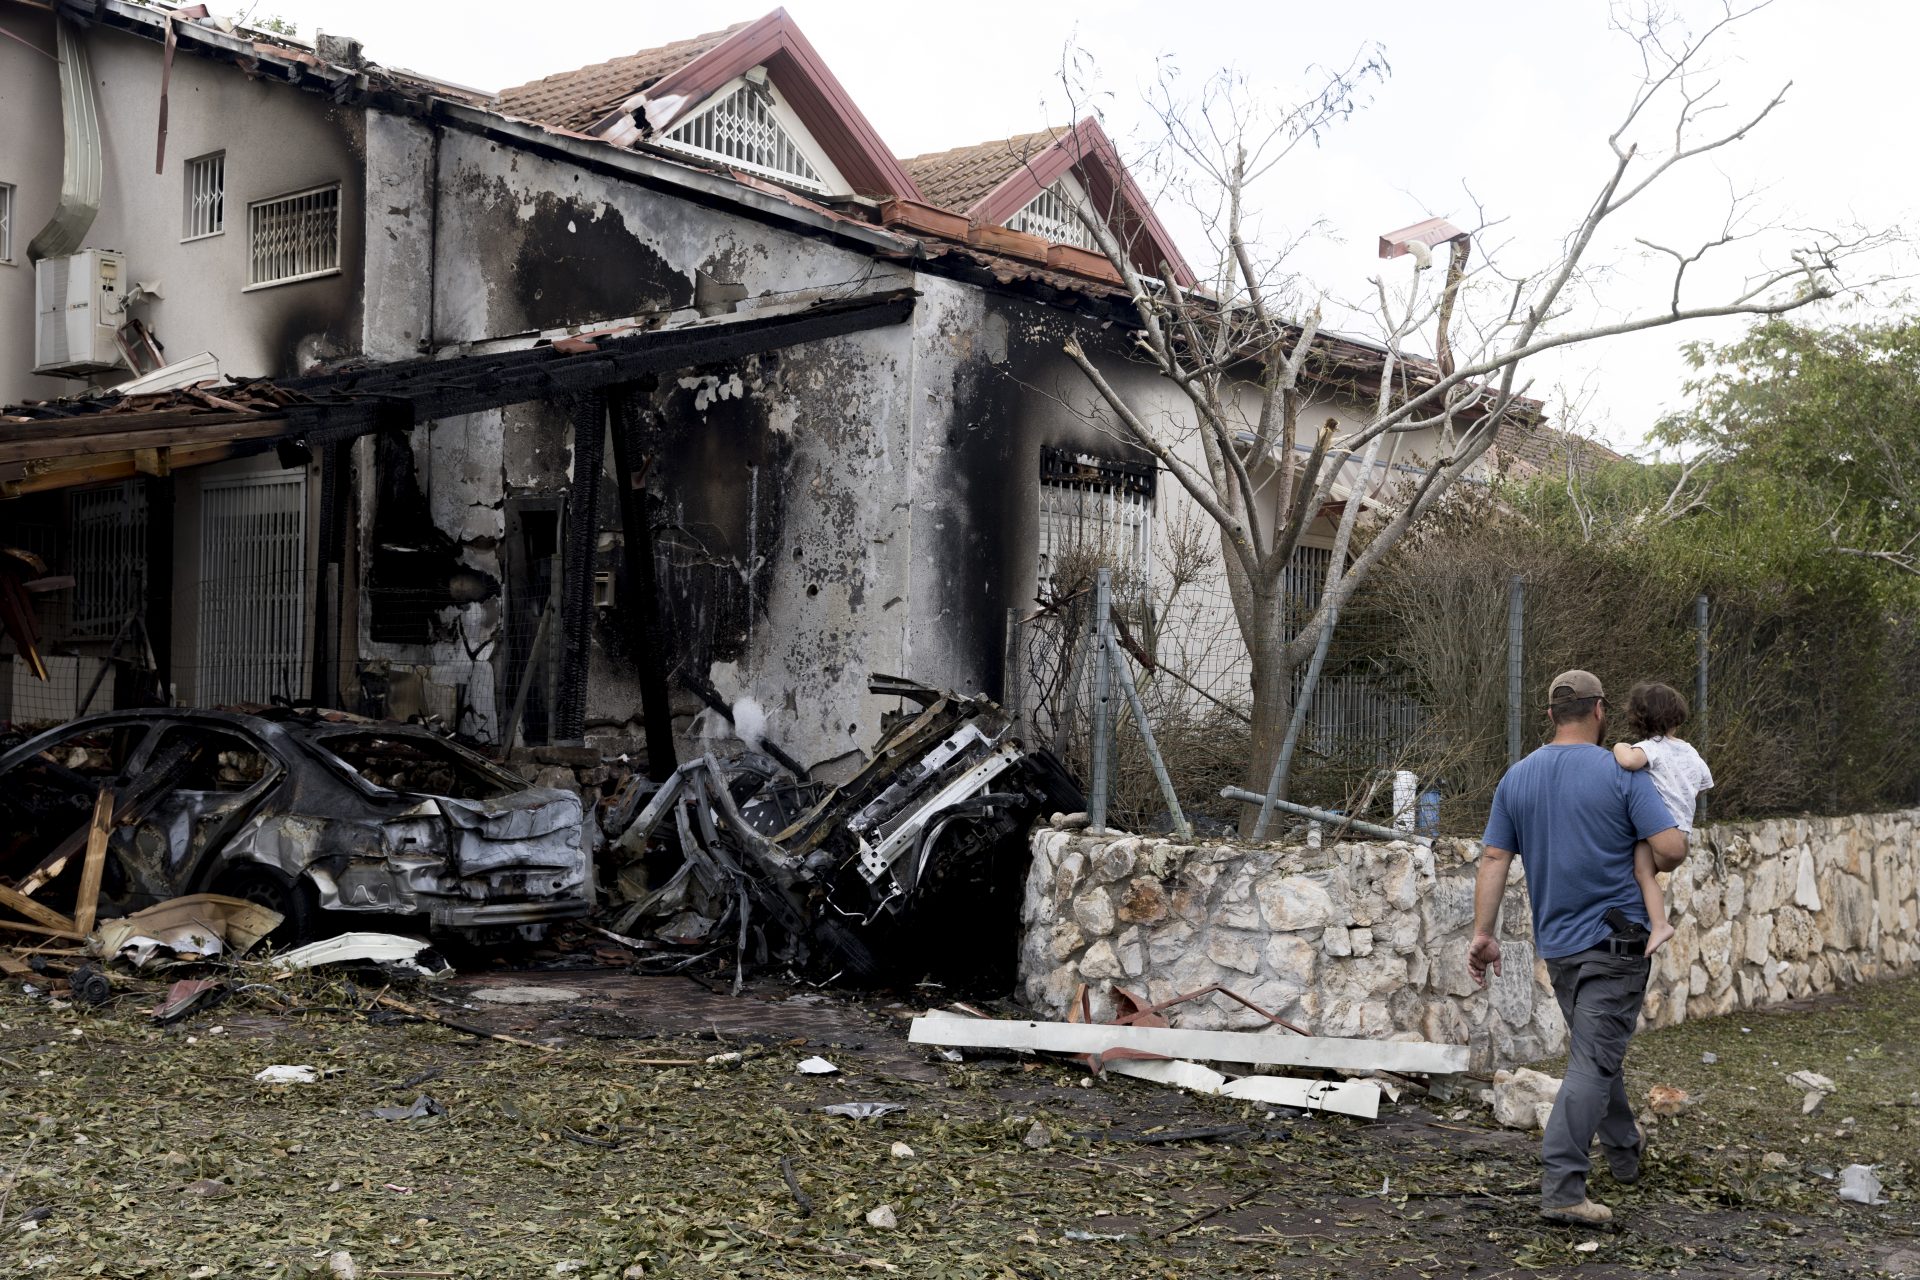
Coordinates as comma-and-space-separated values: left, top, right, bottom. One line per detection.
632, 9, 925, 202
967, 118, 1195, 289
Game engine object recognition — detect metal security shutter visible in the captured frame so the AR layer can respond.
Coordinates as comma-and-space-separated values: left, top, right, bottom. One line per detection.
69, 481, 148, 637
197, 471, 307, 706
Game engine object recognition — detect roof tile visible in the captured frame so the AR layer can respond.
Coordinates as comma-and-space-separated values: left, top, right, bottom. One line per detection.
898, 128, 1065, 214
497, 22, 750, 132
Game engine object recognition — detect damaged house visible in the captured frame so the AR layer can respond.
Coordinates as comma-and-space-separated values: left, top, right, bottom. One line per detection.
0, 2, 1540, 962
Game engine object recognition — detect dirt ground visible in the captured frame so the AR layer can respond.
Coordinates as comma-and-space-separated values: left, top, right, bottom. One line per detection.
0, 943, 1915, 1280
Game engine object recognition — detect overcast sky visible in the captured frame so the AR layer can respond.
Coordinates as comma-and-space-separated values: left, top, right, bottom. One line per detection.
254, 0, 1910, 454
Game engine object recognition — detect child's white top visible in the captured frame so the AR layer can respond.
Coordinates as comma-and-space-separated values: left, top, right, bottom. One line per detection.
1637, 735, 1714, 832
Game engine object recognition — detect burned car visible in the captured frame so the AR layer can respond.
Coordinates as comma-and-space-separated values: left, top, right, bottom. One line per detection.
0, 709, 594, 942
608, 680, 1081, 986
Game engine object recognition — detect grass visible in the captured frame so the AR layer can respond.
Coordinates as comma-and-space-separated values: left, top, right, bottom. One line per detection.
0, 963, 1914, 1278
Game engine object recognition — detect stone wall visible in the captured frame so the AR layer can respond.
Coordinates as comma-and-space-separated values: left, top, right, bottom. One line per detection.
1019, 811, 1919, 1071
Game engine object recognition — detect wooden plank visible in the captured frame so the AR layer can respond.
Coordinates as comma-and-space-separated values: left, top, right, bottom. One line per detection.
0, 884, 78, 935
71, 787, 114, 938
907, 1011, 1469, 1076
0, 921, 86, 942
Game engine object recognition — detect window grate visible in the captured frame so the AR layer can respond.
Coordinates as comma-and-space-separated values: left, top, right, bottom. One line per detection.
1010, 183, 1099, 250
1037, 450, 1155, 599
185, 153, 225, 239
69, 482, 149, 637
247, 184, 340, 288
662, 82, 826, 192
1, 183, 13, 262
197, 471, 308, 707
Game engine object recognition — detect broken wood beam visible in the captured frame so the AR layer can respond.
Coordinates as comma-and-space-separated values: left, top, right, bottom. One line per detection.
71, 787, 114, 938
0, 886, 79, 936
907, 1011, 1468, 1076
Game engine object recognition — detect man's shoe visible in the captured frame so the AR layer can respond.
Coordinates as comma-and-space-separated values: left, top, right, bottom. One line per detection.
1540, 1199, 1614, 1225
1604, 1122, 1648, 1185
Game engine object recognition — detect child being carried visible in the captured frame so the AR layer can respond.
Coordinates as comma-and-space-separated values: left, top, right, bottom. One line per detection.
1612, 681, 1715, 955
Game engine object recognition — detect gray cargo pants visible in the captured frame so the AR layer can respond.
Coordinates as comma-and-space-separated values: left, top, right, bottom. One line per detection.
1540, 946, 1650, 1208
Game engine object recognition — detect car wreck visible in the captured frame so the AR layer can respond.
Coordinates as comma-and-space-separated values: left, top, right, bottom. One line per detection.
0, 709, 595, 943
604, 679, 1082, 985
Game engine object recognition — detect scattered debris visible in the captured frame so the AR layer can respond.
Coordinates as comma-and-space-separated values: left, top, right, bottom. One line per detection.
1023, 1120, 1051, 1149
152, 978, 224, 1024
1108, 1057, 1382, 1120
94, 894, 282, 969
468, 985, 581, 1005
864, 1204, 898, 1230
66, 963, 111, 1006
1064, 1229, 1131, 1242
369, 1095, 446, 1122
1788, 1070, 1837, 1093
605, 683, 1081, 986
1761, 1151, 1790, 1170
889, 1141, 914, 1159
253, 1064, 318, 1085
795, 1056, 839, 1075
779, 1155, 813, 1218
820, 1103, 905, 1120
1492, 1068, 1563, 1131
1574, 1240, 1601, 1253
1646, 1084, 1691, 1116
1838, 1164, 1888, 1205
326, 1250, 357, 1279
705, 1051, 744, 1066
908, 1010, 1467, 1074
1701, 1051, 1719, 1065
276, 932, 449, 980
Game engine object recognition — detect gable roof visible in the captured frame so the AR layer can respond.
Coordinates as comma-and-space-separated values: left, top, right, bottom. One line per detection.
496, 23, 749, 133
898, 118, 1195, 288
900, 129, 1065, 214
498, 9, 923, 202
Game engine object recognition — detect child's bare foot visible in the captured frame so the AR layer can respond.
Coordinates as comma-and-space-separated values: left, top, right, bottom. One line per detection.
1645, 921, 1675, 956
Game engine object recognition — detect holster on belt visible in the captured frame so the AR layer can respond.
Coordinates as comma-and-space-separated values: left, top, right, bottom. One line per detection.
1603, 907, 1649, 956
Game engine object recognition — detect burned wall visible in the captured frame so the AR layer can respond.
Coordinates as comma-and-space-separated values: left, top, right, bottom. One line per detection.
901, 275, 1163, 702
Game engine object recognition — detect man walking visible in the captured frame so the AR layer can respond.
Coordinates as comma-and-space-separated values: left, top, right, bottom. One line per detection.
1468, 670, 1687, 1224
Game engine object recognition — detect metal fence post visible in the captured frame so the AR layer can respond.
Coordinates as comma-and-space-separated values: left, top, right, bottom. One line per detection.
1087, 568, 1113, 832
1695, 592, 1709, 826
1507, 574, 1526, 766
1002, 606, 1023, 725
1106, 630, 1191, 840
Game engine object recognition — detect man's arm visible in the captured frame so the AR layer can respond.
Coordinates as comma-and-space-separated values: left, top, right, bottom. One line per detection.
1613, 742, 1648, 770
1645, 826, 1687, 873
1468, 846, 1515, 986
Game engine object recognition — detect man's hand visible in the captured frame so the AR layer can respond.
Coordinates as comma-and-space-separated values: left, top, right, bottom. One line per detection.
1468, 932, 1503, 987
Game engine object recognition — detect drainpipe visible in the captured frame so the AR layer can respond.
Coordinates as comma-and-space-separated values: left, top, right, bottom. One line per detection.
27, 17, 102, 262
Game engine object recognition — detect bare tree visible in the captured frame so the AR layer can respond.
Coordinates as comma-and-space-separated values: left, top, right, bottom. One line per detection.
1056, 2, 1894, 832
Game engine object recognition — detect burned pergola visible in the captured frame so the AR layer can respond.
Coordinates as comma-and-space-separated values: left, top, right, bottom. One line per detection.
1, 287, 920, 768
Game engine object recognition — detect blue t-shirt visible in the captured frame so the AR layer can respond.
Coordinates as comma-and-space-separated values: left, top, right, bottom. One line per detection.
1482, 743, 1678, 959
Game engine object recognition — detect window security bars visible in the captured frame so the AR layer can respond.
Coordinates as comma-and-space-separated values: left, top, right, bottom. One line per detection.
1037, 447, 1156, 597
247, 184, 340, 288
1010, 183, 1099, 250
69, 482, 148, 637
662, 82, 827, 193
0, 183, 13, 262
185, 153, 225, 239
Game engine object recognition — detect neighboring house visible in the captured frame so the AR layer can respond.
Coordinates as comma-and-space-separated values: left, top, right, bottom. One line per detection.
0, 1, 1542, 776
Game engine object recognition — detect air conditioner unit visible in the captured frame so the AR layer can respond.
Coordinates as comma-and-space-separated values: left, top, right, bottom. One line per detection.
34, 248, 128, 377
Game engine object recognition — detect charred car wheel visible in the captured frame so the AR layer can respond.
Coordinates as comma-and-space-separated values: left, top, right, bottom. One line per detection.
213, 866, 320, 948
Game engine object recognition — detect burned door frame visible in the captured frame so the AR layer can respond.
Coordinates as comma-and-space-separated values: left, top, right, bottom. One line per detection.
501, 493, 565, 747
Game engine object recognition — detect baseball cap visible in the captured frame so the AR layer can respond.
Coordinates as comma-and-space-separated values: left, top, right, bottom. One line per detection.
1546, 669, 1604, 705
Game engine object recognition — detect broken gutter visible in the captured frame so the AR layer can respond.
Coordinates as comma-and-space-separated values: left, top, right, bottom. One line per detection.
25, 14, 101, 262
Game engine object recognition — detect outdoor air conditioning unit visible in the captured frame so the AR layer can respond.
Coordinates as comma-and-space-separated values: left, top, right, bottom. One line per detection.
34, 248, 128, 377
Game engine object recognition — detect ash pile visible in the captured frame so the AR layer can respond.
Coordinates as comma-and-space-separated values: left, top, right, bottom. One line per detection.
600, 679, 1081, 989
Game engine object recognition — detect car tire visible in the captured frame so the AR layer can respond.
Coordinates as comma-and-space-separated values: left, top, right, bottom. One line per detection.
212, 865, 320, 950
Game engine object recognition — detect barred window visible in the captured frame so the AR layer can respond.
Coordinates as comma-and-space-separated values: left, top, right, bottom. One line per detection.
1, 182, 14, 263
70, 481, 149, 637
1010, 182, 1099, 250
1037, 447, 1155, 599
661, 77, 833, 193
184, 152, 225, 240
246, 183, 340, 289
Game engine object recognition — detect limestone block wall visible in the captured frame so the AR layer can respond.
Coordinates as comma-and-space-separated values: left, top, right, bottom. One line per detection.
1019, 810, 1919, 1072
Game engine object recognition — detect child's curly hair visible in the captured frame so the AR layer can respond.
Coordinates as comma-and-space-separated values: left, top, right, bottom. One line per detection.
1625, 681, 1689, 739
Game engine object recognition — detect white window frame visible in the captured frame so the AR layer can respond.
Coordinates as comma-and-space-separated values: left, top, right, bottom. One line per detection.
183, 151, 225, 241
658, 71, 848, 196
0, 182, 15, 264
1009, 170, 1101, 251
243, 182, 342, 291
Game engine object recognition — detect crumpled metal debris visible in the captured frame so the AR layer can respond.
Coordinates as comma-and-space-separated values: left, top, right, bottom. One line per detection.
370, 1094, 447, 1122
94, 894, 283, 969
820, 1102, 905, 1120
604, 680, 1081, 987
